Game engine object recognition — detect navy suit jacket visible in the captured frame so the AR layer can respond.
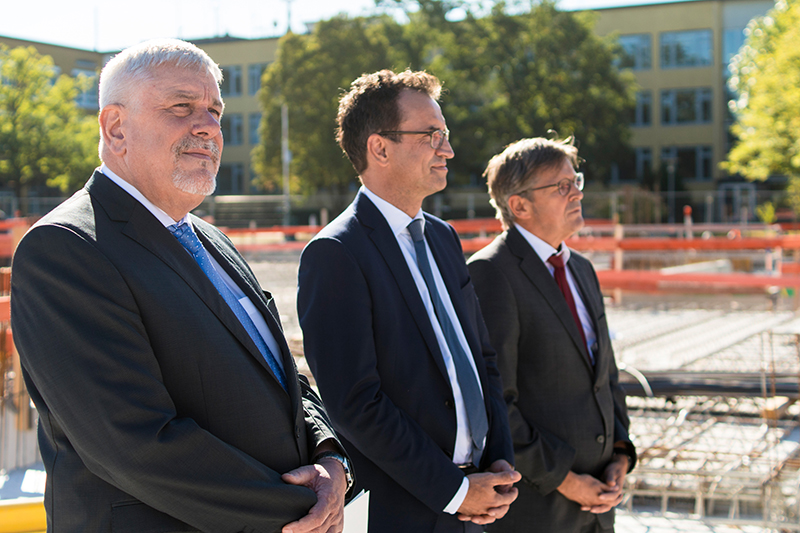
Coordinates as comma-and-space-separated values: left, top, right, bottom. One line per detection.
297, 191, 514, 533
11, 171, 342, 533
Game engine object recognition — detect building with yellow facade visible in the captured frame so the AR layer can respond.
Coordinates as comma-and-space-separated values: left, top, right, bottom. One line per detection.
1, 0, 779, 221
592, 0, 774, 221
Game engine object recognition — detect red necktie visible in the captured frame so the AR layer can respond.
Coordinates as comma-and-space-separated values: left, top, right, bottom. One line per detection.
547, 253, 587, 351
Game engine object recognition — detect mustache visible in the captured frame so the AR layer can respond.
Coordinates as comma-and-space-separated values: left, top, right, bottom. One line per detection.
174, 137, 221, 163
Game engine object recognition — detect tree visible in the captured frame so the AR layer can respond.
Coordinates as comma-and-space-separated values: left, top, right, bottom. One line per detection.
253, 0, 635, 202
252, 16, 407, 201
433, 1, 636, 185
724, 0, 800, 209
0, 45, 99, 210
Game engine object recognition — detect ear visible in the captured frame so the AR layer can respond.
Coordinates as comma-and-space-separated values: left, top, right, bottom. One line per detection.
508, 193, 532, 223
366, 133, 391, 169
99, 104, 127, 156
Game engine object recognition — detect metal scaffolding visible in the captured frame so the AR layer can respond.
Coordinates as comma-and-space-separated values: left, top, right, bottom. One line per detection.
609, 304, 800, 531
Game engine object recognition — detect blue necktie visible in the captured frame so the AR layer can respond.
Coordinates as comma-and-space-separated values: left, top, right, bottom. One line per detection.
169, 222, 287, 390
408, 218, 488, 465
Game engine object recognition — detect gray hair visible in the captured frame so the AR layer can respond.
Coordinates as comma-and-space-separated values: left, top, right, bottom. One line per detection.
485, 137, 579, 229
99, 38, 222, 110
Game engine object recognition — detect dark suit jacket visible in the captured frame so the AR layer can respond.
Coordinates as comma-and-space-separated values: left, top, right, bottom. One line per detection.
297, 191, 514, 533
467, 226, 634, 532
10, 171, 342, 533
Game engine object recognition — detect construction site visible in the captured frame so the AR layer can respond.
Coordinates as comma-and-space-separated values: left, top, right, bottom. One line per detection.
2, 218, 800, 532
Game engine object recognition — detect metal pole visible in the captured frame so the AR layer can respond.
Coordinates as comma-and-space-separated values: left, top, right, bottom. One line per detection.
281, 103, 291, 227
667, 159, 676, 224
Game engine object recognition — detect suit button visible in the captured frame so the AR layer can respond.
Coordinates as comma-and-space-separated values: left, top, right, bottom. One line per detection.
445, 399, 454, 409
295, 427, 301, 439
596, 435, 605, 444
594, 385, 600, 393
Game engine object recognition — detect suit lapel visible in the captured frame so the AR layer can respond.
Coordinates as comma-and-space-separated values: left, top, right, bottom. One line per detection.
568, 257, 605, 379
354, 193, 450, 382
194, 222, 298, 397
505, 227, 594, 374
87, 172, 290, 395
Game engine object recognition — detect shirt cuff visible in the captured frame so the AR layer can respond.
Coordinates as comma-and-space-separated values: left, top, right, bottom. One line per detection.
443, 477, 469, 514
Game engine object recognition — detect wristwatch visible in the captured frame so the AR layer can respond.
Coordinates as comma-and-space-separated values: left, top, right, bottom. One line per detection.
314, 451, 354, 492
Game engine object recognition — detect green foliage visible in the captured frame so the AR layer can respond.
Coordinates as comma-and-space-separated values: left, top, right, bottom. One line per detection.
756, 200, 777, 224
252, 16, 406, 197
253, 0, 635, 198
0, 45, 99, 205
724, 0, 800, 193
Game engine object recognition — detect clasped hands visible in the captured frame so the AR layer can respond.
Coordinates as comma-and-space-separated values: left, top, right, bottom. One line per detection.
456, 459, 522, 525
281, 456, 348, 533
556, 454, 629, 514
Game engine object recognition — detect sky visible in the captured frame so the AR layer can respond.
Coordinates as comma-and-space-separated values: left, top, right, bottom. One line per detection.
0, 0, 679, 52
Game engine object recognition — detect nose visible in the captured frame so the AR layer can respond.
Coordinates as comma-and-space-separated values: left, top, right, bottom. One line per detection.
193, 109, 222, 139
570, 183, 584, 201
436, 136, 455, 159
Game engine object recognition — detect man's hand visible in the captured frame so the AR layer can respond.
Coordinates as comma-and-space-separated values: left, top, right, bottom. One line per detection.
556, 467, 623, 514
456, 460, 521, 525
582, 454, 629, 514
281, 458, 347, 533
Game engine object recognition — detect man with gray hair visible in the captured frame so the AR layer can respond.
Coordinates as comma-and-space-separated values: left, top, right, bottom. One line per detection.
467, 137, 635, 532
11, 38, 350, 533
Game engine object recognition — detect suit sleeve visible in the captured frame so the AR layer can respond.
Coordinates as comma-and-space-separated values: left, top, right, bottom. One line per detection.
468, 257, 577, 495
297, 236, 465, 514
11, 224, 317, 532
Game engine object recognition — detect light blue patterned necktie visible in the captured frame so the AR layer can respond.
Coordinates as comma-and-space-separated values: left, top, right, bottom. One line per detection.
169, 222, 287, 390
407, 218, 488, 465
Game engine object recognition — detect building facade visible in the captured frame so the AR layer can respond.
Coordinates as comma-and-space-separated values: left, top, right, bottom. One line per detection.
591, 0, 775, 220
1, 0, 778, 219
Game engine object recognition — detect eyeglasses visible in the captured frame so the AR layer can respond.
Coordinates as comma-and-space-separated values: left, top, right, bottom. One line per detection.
377, 128, 450, 150
519, 172, 584, 197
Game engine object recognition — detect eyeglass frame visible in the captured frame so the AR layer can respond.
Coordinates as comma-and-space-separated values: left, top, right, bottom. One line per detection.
377, 128, 450, 150
518, 172, 584, 197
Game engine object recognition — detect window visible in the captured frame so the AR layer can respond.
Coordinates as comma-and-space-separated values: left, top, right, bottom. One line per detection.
723, 28, 746, 67
221, 114, 244, 145
617, 34, 652, 70
249, 113, 262, 145
660, 30, 713, 68
661, 88, 712, 125
216, 163, 244, 194
248, 63, 270, 96
635, 148, 653, 181
71, 68, 98, 110
661, 146, 713, 181
631, 91, 652, 127
220, 65, 242, 97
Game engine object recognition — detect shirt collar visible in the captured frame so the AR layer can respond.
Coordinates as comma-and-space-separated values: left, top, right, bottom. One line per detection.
99, 163, 189, 229
513, 222, 571, 265
361, 185, 424, 238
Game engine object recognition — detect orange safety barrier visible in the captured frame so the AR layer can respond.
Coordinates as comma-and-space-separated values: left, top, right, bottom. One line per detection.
447, 218, 613, 236
595, 270, 800, 292
461, 235, 800, 255
0, 296, 9, 322
223, 225, 322, 237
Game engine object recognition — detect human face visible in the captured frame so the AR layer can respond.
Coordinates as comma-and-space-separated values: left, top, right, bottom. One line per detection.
383, 90, 454, 214
518, 158, 584, 248
120, 65, 224, 216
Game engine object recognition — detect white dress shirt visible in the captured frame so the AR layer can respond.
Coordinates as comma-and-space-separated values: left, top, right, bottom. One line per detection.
514, 223, 597, 363
362, 186, 483, 514
99, 164, 284, 372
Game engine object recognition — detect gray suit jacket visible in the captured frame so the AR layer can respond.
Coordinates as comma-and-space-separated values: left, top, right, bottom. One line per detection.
468, 227, 633, 532
11, 171, 342, 533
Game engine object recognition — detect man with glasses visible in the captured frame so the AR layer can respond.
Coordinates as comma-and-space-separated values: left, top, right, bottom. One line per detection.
467, 137, 635, 532
297, 69, 519, 532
